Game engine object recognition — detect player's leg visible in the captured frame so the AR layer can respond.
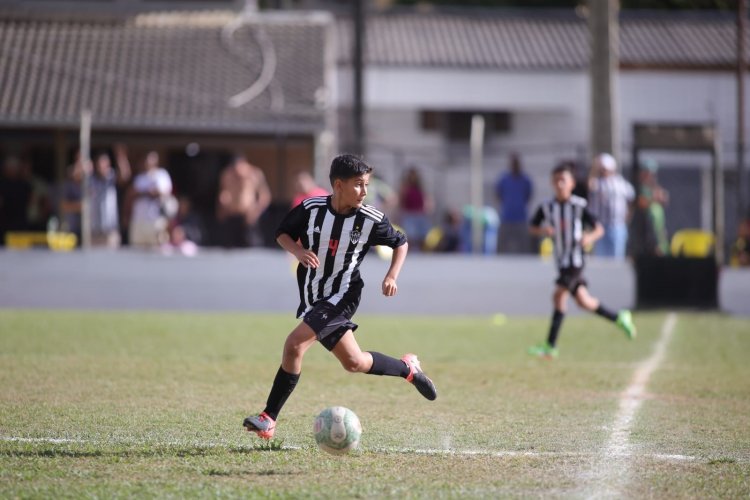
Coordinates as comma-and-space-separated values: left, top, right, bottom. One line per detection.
547, 286, 569, 349
244, 322, 317, 439
575, 286, 636, 339
331, 330, 375, 373
332, 330, 437, 401
529, 286, 568, 358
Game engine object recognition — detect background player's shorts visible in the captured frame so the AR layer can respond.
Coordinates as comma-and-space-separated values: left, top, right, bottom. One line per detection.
555, 268, 587, 294
303, 300, 358, 351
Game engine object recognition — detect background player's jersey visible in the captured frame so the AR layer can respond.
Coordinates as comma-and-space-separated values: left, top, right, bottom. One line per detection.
276, 195, 407, 317
530, 195, 598, 270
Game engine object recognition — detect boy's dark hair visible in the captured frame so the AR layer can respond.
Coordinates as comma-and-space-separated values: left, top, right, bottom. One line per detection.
552, 162, 574, 177
329, 154, 372, 186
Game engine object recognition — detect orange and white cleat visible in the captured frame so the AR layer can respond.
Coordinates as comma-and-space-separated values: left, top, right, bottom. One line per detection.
243, 412, 276, 440
401, 353, 437, 401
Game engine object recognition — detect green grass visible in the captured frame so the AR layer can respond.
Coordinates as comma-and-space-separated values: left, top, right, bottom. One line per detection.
1, 309, 749, 498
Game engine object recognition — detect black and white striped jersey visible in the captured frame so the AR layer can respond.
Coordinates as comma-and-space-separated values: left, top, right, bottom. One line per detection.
530, 195, 599, 270
588, 174, 635, 226
276, 195, 407, 318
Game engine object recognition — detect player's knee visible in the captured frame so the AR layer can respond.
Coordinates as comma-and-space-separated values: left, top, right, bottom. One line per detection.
283, 341, 305, 362
575, 293, 595, 310
339, 355, 366, 373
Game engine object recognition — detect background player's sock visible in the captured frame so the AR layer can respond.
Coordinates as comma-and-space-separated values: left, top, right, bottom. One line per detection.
547, 309, 565, 347
263, 366, 300, 421
367, 351, 410, 377
595, 304, 618, 322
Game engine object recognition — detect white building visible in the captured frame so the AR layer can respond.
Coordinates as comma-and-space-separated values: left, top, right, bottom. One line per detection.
334, 8, 748, 241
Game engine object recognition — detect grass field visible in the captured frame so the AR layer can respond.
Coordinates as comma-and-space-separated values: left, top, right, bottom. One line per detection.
1, 309, 749, 498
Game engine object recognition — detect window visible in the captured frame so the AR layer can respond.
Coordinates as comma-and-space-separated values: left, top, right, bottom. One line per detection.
420, 110, 512, 140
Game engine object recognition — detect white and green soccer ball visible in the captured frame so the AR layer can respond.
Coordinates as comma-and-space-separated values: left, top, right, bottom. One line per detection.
313, 406, 362, 455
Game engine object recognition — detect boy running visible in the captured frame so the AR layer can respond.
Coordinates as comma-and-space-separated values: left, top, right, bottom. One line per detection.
528, 163, 636, 358
243, 154, 437, 439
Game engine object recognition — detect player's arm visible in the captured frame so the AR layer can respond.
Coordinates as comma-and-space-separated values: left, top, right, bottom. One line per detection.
581, 208, 603, 248
370, 215, 408, 297
382, 241, 408, 297
529, 205, 553, 237
277, 233, 319, 268
275, 203, 319, 268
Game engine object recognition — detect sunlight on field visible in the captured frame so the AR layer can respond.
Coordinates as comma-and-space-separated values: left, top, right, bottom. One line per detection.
0, 310, 749, 498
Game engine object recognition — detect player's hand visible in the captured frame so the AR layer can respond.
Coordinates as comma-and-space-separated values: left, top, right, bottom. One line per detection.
581, 234, 595, 251
297, 249, 319, 268
543, 226, 555, 237
382, 277, 398, 297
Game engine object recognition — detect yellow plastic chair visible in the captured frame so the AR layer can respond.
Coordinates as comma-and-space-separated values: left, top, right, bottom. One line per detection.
5, 231, 77, 251
670, 229, 715, 258
539, 237, 553, 260
423, 226, 443, 252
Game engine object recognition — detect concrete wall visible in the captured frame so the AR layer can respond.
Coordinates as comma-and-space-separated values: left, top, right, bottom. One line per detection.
335, 65, 748, 240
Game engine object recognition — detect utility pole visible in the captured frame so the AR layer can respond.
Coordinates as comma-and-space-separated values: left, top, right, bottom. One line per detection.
738, 0, 748, 222
470, 114, 485, 255
352, 0, 365, 156
589, 0, 620, 162
80, 109, 92, 250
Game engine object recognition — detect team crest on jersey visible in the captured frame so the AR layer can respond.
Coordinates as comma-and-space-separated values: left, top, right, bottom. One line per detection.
349, 229, 361, 244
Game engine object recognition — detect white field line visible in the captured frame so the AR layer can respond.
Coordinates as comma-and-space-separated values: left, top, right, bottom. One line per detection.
587, 312, 678, 498
1, 436, 698, 462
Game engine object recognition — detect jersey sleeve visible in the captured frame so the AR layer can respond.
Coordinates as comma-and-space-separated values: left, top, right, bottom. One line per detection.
369, 214, 407, 248
530, 205, 546, 227
275, 203, 308, 241
582, 206, 599, 229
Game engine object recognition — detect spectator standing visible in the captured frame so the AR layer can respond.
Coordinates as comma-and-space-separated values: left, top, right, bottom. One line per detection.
291, 171, 328, 208
731, 216, 750, 267
495, 153, 533, 254
22, 158, 52, 232
638, 159, 669, 256
587, 153, 635, 259
0, 156, 32, 243
89, 145, 131, 248
59, 155, 85, 245
128, 151, 173, 249
398, 167, 432, 250
216, 156, 271, 248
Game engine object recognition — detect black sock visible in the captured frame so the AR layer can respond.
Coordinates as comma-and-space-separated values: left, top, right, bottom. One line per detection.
367, 351, 410, 378
547, 310, 565, 347
262, 366, 300, 421
595, 305, 618, 322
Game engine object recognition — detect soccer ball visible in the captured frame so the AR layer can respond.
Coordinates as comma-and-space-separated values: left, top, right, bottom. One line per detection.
313, 406, 362, 455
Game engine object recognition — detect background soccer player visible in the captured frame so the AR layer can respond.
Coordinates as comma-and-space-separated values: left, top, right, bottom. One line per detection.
527, 163, 637, 358
243, 154, 437, 440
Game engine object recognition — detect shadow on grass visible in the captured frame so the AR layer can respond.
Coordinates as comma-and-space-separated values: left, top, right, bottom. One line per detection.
1, 440, 296, 459
204, 468, 299, 477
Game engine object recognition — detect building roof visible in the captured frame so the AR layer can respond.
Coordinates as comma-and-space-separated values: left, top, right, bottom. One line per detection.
0, 7, 742, 132
0, 10, 333, 133
336, 9, 743, 70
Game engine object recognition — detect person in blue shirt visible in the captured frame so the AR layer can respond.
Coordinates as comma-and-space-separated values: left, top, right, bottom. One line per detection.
495, 153, 533, 254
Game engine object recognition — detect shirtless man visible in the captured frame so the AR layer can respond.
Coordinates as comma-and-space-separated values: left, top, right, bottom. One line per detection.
217, 156, 272, 248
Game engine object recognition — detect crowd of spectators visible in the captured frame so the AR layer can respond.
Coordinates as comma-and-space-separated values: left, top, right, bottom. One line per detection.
1, 147, 747, 265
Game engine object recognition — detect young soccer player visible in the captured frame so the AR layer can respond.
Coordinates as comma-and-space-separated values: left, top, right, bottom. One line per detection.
243, 154, 437, 439
528, 163, 636, 358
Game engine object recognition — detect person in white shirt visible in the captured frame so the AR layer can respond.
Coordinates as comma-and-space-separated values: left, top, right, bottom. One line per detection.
128, 151, 173, 248
587, 153, 635, 259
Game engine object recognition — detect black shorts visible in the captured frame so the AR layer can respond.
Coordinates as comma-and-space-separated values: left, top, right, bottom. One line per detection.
555, 268, 588, 294
302, 300, 359, 351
